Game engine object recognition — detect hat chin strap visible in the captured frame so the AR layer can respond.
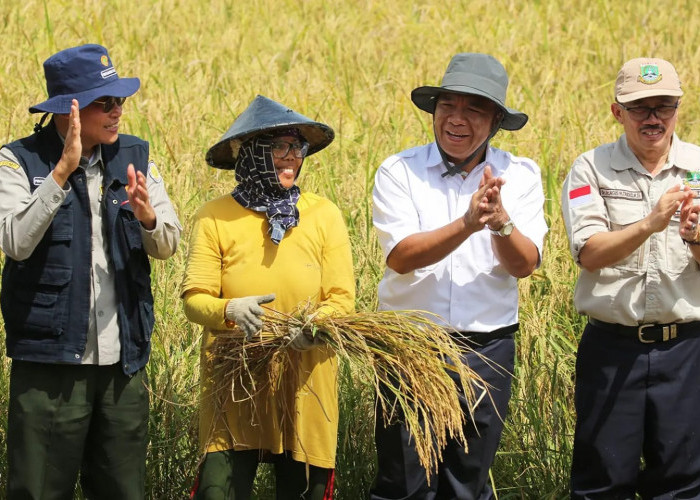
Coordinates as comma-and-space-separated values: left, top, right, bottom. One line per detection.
437, 117, 503, 178
33, 112, 50, 133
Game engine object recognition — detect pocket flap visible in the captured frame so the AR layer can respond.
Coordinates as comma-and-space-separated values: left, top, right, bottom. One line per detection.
35, 265, 73, 286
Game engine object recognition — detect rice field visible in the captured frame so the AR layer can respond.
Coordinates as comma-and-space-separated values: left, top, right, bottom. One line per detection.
2, 0, 700, 497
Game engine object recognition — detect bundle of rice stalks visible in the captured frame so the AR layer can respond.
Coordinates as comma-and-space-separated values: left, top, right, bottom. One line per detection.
208, 306, 486, 476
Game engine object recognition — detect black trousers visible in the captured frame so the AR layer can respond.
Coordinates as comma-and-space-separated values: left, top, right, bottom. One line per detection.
369, 335, 515, 500
571, 322, 700, 499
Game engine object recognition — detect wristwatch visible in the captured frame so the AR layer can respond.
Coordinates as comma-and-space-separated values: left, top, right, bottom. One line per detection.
490, 219, 514, 237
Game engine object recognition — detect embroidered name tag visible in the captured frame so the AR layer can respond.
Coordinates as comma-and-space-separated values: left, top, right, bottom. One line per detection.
599, 188, 642, 201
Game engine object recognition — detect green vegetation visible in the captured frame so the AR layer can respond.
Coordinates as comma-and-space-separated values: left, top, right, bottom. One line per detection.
2, 0, 700, 497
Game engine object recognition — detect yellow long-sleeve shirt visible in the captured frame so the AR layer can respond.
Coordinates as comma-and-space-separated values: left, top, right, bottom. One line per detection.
182, 191, 355, 468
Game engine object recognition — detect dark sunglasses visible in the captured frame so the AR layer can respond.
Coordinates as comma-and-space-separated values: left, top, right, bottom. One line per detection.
92, 96, 126, 113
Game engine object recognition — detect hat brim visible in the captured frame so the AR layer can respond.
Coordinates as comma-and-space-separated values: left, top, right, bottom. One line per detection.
616, 88, 684, 104
206, 123, 334, 170
411, 86, 528, 131
29, 77, 140, 114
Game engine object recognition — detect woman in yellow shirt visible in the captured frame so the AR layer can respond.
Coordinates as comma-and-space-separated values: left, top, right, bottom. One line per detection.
182, 95, 355, 499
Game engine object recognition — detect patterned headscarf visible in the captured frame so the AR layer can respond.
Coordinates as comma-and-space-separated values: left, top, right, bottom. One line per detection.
231, 134, 301, 244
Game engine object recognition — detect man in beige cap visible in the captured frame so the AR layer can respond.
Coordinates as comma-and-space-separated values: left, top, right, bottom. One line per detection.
562, 58, 700, 497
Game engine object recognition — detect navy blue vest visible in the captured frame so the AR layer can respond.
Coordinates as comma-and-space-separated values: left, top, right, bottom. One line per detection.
2, 121, 154, 375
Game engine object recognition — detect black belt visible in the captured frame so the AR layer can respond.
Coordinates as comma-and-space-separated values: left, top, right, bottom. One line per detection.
455, 323, 519, 346
589, 318, 700, 343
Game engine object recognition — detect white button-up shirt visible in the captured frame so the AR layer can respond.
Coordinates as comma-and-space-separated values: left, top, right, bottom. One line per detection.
373, 142, 547, 332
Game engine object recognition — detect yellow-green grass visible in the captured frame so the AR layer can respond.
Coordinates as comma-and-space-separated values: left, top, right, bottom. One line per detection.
2, 0, 700, 497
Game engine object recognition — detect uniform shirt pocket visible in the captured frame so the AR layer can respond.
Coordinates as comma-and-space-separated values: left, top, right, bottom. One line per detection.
606, 199, 646, 271
664, 217, 695, 276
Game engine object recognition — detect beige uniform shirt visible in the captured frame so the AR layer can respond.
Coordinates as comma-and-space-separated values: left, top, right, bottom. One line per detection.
561, 133, 700, 325
0, 141, 181, 365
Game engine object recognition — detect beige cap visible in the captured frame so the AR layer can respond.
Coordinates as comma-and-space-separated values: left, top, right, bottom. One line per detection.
615, 58, 683, 103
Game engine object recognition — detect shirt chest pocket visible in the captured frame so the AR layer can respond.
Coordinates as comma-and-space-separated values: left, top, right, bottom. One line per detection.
414, 194, 451, 232
664, 218, 695, 275
606, 199, 646, 271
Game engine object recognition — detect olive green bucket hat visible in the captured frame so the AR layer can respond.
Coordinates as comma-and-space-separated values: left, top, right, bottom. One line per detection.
206, 95, 335, 170
411, 53, 528, 131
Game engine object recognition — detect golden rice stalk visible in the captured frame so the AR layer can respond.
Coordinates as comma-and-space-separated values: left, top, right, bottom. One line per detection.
208, 306, 487, 476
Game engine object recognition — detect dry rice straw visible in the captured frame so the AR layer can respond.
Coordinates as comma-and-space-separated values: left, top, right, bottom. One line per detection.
208, 306, 487, 476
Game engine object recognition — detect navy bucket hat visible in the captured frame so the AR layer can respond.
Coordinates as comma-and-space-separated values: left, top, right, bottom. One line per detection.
411, 53, 528, 131
29, 44, 140, 114
206, 95, 335, 170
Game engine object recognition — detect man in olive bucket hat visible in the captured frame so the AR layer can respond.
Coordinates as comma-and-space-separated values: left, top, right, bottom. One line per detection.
0, 44, 182, 499
371, 53, 547, 498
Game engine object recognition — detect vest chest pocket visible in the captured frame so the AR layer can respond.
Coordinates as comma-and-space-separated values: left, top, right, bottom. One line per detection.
3, 264, 72, 338
48, 202, 73, 241
122, 218, 144, 251
118, 204, 145, 251
119, 215, 152, 290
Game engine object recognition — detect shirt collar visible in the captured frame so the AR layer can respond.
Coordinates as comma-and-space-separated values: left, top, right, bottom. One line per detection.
87, 145, 103, 169
612, 133, 689, 174
426, 141, 496, 177
669, 135, 698, 172
426, 142, 445, 169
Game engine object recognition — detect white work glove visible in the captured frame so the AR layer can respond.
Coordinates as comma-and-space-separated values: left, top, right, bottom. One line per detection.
284, 326, 324, 351
225, 294, 275, 340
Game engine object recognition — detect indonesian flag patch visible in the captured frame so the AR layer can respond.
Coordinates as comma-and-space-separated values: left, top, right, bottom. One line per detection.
569, 185, 592, 208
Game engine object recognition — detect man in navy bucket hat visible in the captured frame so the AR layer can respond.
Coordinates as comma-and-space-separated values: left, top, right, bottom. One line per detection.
0, 44, 182, 499
371, 53, 547, 499
28, 44, 141, 116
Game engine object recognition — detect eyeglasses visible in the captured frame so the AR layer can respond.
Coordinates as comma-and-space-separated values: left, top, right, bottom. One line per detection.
92, 96, 126, 113
617, 101, 679, 121
271, 140, 309, 159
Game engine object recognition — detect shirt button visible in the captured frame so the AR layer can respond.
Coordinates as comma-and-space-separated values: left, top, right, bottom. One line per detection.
649, 295, 656, 301
112, 199, 118, 204
52, 194, 60, 203
98, 310, 104, 317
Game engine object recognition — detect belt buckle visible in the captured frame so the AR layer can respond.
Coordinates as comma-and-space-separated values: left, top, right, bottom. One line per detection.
637, 323, 677, 343
637, 324, 656, 343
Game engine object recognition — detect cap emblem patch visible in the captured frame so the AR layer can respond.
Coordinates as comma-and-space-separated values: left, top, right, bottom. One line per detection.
638, 64, 662, 85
